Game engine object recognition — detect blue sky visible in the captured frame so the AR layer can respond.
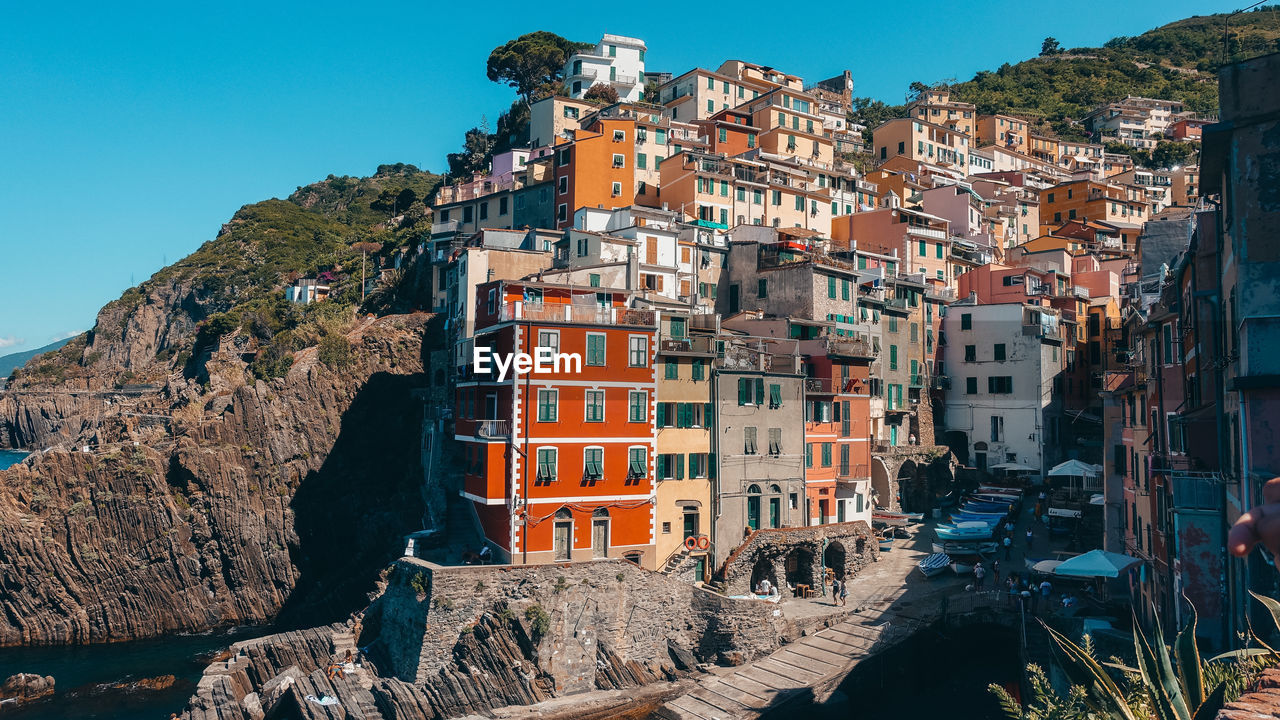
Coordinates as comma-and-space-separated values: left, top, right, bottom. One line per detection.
0, 0, 1255, 356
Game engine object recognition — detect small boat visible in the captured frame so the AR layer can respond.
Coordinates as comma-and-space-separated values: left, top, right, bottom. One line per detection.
918, 553, 951, 578
877, 538, 894, 552
935, 526, 993, 541
872, 515, 908, 528
949, 513, 1002, 525
951, 559, 975, 575
956, 506, 1008, 517
932, 540, 998, 555
962, 501, 1011, 514
979, 485, 1024, 496
873, 510, 925, 523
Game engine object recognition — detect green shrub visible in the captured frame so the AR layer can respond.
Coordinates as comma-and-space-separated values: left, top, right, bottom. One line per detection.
525, 604, 550, 640
411, 572, 430, 597
317, 334, 353, 369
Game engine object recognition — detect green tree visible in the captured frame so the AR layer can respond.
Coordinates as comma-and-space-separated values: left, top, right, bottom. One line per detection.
486, 31, 586, 106
447, 123, 496, 178
1150, 140, 1197, 169
582, 83, 619, 105
1041, 37, 1062, 56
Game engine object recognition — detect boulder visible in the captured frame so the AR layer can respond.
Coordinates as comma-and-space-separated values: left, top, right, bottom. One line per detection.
0, 673, 55, 704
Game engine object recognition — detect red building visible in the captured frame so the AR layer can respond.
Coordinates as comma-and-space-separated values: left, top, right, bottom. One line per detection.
457, 280, 659, 564
803, 334, 876, 524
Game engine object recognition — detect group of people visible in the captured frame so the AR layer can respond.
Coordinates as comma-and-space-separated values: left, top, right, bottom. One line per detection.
1003, 574, 1054, 613
752, 571, 849, 605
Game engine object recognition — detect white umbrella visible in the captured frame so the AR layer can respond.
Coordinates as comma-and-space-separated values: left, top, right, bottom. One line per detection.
1031, 559, 1063, 574
991, 462, 1038, 472
1054, 550, 1140, 578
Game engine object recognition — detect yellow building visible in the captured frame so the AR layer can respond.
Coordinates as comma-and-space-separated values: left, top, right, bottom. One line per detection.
1028, 133, 1060, 164
872, 117, 969, 169
906, 89, 977, 138
976, 114, 1028, 155
653, 315, 715, 579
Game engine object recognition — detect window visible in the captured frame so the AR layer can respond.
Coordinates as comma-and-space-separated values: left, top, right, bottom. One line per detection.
563, 106, 579, 120
964, 345, 976, 362
537, 389, 558, 422
758, 279, 768, 298
719, 127, 727, 142
636, 154, 646, 170
889, 345, 898, 370
486, 289, 496, 314
687, 453, 706, 479
994, 344, 1006, 361
828, 276, 837, 298
628, 448, 646, 479
744, 426, 758, 455
537, 448, 557, 483
558, 147, 571, 167
629, 336, 648, 367
821, 443, 832, 467
585, 390, 604, 422
769, 383, 783, 408
611, 181, 622, 196
990, 416, 1004, 442
665, 359, 679, 380
935, 243, 943, 259
499, 197, 508, 215
806, 443, 813, 468
692, 359, 705, 381
841, 279, 850, 300
557, 204, 567, 222
966, 377, 978, 394
987, 376, 1013, 394
768, 428, 782, 456
961, 313, 972, 330
918, 240, 926, 256
628, 391, 646, 422
589, 273, 600, 287
538, 330, 559, 355
584, 448, 603, 480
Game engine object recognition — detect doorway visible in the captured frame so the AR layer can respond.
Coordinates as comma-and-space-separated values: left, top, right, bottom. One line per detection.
591, 508, 609, 558
554, 509, 572, 561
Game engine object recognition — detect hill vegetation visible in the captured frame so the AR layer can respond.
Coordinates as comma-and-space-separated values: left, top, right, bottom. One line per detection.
9, 164, 441, 389
852, 7, 1280, 146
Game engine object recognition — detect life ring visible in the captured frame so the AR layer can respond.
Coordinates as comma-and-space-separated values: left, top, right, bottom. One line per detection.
684, 536, 699, 551
696, 536, 710, 551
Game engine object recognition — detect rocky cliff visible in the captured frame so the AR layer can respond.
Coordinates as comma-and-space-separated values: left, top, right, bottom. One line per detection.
0, 314, 436, 646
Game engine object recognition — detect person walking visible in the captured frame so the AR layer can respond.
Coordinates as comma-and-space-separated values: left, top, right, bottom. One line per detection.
1003, 535, 1013, 560
839, 578, 848, 606
1040, 579, 1052, 604
974, 562, 986, 589
1025, 528, 1035, 550
992, 559, 1001, 585
1004, 520, 1015, 537
1029, 585, 1039, 613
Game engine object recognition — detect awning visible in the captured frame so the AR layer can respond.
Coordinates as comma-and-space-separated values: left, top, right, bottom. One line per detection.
1048, 507, 1082, 519
1054, 549, 1140, 578
1048, 459, 1101, 478
991, 462, 1038, 472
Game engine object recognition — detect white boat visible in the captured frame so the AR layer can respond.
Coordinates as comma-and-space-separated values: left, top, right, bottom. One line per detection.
918, 553, 951, 578
932, 540, 999, 555
951, 560, 975, 575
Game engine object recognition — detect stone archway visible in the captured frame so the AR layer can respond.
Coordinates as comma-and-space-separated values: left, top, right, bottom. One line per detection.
823, 540, 847, 580
871, 457, 894, 511
897, 460, 924, 512
750, 555, 778, 593
784, 546, 816, 587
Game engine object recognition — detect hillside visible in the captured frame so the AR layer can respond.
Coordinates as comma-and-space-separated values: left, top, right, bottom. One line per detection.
0, 338, 72, 381
855, 7, 1280, 141
7, 164, 441, 392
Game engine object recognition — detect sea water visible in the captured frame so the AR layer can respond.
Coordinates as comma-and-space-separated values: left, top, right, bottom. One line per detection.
0, 449, 29, 470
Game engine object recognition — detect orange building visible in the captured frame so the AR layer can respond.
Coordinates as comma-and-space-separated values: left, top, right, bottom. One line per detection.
458, 280, 659, 565
552, 116, 638, 228
695, 107, 760, 157
803, 336, 875, 525
1038, 180, 1146, 250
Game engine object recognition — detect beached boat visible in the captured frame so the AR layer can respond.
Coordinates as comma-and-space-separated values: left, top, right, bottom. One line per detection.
949, 512, 1002, 525
932, 540, 998, 555
950, 559, 975, 575
918, 553, 951, 578
873, 510, 925, 523
935, 525, 993, 540
877, 538, 894, 552
979, 485, 1024, 496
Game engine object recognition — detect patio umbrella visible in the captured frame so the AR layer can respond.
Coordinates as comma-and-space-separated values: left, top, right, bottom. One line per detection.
1031, 559, 1064, 574
1053, 549, 1140, 579
990, 462, 1038, 472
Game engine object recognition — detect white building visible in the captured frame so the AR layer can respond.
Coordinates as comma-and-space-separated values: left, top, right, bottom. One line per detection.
564, 34, 647, 102
941, 301, 1064, 474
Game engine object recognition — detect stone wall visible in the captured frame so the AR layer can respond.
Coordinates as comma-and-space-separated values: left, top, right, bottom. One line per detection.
372, 557, 790, 687
717, 521, 879, 597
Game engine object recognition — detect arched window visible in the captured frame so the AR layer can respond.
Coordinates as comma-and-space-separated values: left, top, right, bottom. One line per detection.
747, 484, 762, 494
592, 507, 610, 518
768, 484, 782, 494
555, 508, 572, 520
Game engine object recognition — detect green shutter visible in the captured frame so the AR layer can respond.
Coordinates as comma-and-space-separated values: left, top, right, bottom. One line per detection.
769, 384, 782, 407
676, 454, 685, 480
738, 379, 748, 405
657, 403, 668, 427
755, 378, 765, 405
704, 402, 714, 427
708, 452, 716, 479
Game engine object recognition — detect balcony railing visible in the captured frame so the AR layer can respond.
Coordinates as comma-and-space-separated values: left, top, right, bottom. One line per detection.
805, 377, 833, 394
476, 419, 510, 439
932, 375, 950, 390
905, 225, 945, 239
498, 302, 656, 327
659, 336, 714, 355
1021, 324, 1063, 341
823, 335, 875, 359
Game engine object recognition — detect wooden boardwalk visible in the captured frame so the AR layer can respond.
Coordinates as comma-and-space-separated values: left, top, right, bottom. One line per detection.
655, 603, 928, 720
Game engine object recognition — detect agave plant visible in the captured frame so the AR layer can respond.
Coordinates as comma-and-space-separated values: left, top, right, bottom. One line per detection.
996, 593, 1280, 720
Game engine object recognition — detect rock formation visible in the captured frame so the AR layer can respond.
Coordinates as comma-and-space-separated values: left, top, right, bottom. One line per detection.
0, 314, 436, 646
0, 673, 56, 706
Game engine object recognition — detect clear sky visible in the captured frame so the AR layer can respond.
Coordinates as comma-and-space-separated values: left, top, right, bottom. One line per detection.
0, 0, 1254, 356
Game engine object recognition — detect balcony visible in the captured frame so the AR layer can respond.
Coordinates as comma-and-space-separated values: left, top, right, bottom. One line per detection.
823, 335, 875, 359
659, 336, 715, 355
498, 302, 656, 327
1171, 470, 1223, 511
909, 374, 925, 388
476, 419, 510, 439
905, 225, 945, 240
805, 377, 833, 394
932, 375, 951, 390
1021, 324, 1063, 341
